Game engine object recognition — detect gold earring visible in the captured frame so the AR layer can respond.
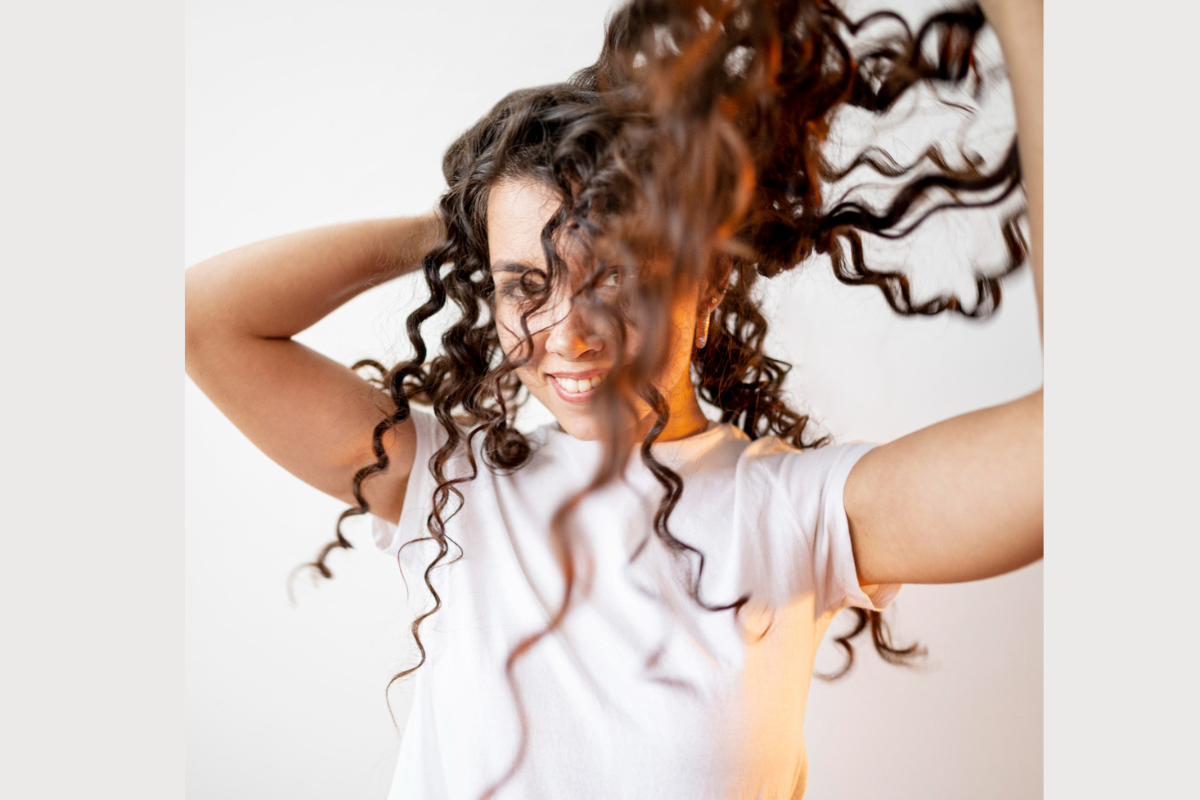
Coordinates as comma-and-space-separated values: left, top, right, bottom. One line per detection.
696, 291, 723, 350
695, 311, 712, 349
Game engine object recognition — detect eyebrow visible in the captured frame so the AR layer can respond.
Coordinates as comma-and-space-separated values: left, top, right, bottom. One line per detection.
490, 261, 533, 274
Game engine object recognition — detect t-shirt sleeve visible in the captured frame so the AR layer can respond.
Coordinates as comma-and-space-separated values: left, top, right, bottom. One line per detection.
370, 405, 444, 571
740, 439, 900, 617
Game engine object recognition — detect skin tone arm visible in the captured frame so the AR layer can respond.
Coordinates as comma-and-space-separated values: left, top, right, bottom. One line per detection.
185, 214, 442, 524
844, 0, 1044, 586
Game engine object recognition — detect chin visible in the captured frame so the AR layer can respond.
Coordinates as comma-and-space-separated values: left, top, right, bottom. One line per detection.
552, 410, 608, 441
528, 383, 641, 442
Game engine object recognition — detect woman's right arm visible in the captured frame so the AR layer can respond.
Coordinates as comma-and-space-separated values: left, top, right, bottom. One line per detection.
185, 214, 442, 523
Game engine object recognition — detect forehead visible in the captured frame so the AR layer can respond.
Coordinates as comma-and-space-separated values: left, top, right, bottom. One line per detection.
485, 177, 678, 285
487, 178, 561, 269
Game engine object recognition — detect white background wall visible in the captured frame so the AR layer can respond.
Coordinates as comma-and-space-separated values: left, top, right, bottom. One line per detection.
185, 1, 1043, 798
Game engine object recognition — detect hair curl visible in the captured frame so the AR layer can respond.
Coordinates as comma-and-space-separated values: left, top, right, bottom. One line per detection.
301, 1, 1026, 795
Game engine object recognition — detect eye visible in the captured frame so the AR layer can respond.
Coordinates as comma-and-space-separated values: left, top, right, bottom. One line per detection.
597, 267, 622, 290
499, 281, 526, 300
498, 269, 548, 301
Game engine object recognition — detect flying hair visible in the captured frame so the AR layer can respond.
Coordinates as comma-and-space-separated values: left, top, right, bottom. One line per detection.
297, 2, 1026, 795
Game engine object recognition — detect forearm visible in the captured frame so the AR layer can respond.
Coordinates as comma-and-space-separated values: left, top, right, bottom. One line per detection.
983, 0, 1043, 336
185, 213, 442, 342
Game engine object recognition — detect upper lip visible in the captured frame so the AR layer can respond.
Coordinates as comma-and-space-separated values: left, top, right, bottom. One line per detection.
546, 368, 609, 380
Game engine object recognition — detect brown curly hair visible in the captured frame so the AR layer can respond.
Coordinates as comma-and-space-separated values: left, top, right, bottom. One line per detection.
304, 1, 1027, 795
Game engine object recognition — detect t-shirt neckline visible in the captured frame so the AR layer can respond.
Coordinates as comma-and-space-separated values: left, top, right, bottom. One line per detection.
538, 417, 745, 470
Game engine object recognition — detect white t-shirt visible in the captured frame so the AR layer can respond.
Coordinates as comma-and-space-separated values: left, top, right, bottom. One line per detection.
372, 406, 897, 800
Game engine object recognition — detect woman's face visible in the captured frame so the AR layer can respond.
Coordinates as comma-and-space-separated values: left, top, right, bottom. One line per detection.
486, 178, 710, 442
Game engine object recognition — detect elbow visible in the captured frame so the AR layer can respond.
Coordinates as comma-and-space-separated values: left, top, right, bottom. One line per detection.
184, 271, 208, 378
184, 268, 226, 380
1021, 386, 1044, 437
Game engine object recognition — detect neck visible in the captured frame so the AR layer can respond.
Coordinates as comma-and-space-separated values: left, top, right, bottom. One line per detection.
639, 373, 709, 443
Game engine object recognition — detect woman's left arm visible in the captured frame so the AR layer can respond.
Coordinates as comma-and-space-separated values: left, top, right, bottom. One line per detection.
844, 0, 1043, 586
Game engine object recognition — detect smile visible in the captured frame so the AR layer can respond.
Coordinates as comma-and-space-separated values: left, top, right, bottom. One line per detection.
548, 371, 606, 403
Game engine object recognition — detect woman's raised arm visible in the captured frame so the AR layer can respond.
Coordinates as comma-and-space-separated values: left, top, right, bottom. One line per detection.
983, 0, 1043, 334
185, 214, 441, 523
843, 0, 1044, 586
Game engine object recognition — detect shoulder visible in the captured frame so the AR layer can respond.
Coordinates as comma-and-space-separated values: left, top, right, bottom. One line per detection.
405, 405, 482, 464
716, 434, 879, 540
644, 422, 874, 487
406, 410, 580, 490
734, 434, 877, 489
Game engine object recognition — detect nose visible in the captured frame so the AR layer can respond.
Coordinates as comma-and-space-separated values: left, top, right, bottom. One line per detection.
544, 295, 605, 360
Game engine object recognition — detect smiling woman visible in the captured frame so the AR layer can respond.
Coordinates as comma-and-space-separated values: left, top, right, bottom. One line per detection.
488, 177, 713, 441
185, 1, 1043, 799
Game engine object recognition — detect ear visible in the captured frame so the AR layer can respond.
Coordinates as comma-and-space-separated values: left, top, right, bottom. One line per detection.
716, 256, 734, 293
702, 255, 735, 306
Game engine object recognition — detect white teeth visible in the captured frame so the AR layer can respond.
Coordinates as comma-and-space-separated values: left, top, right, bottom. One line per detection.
554, 375, 604, 394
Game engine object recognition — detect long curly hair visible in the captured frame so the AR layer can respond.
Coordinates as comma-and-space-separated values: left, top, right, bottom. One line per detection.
304, 1, 1026, 794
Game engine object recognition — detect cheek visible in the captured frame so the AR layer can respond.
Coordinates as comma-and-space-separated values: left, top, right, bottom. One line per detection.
494, 313, 518, 354
494, 316, 546, 378
494, 305, 527, 355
